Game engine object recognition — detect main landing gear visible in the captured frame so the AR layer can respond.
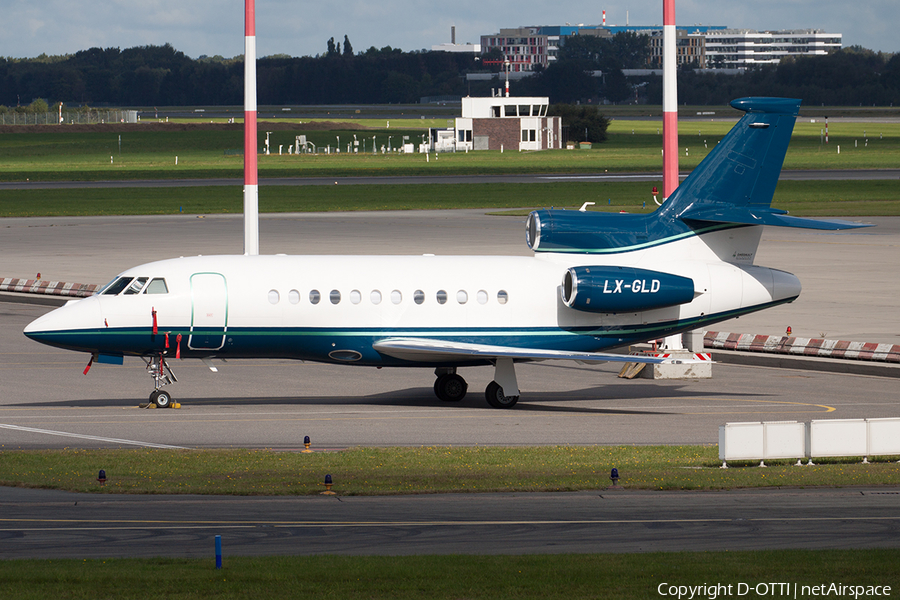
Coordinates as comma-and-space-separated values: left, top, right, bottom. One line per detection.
432, 358, 521, 408
144, 353, 178, 408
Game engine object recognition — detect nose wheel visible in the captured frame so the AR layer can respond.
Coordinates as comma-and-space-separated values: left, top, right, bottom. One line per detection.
149, 389, 173, 408
144, 353, 178, 408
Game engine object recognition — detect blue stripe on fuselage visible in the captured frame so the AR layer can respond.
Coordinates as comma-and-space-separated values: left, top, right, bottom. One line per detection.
24, 296, 794, 366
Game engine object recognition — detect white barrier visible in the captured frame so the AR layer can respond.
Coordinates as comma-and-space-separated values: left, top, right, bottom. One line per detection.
718, 418, 900, 467
866, 418, 900, 457
808, 419, 868, 458
718, 421, 805, 466
718, 422, 763, 462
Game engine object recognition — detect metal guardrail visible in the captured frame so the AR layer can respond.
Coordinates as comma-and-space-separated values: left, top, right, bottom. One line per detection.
0, 110, 137, 125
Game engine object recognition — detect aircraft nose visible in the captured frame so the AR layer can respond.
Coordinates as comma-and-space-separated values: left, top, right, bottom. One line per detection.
24, 297, 102, 350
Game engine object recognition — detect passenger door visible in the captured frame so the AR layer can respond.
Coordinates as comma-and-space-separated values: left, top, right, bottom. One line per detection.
189, 273, 227, 351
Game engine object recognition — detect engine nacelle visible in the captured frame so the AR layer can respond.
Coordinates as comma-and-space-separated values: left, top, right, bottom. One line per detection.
526, 209, 648, 253
562, 266, 695, 313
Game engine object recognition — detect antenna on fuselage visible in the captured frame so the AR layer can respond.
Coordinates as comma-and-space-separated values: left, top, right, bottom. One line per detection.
243, 0, 260, 256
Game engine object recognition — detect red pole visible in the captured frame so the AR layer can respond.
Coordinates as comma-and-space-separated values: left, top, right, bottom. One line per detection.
662, 0, 678, 200
244, 0, 259, 255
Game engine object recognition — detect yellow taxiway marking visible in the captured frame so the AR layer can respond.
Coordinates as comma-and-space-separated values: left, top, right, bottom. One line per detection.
680, 397, 836, 414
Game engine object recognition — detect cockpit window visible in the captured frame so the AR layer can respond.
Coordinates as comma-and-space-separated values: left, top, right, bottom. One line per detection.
101, 277, 134, 296
145, 278, 169, 294
124, 277, 149, 295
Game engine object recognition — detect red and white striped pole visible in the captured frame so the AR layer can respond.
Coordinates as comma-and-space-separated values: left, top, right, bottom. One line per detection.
243, 0, 259, 256
662, 0, 678, 201
661, 0, 683, 351
602, 10, 606, 26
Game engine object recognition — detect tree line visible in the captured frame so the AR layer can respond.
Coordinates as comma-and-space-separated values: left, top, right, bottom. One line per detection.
0, 38, 897, 110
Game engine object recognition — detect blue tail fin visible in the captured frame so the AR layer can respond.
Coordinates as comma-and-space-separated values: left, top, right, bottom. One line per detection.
662, 97, 869, 231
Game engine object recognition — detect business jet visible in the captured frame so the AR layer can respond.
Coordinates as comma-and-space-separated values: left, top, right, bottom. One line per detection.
24, 97, 868, 409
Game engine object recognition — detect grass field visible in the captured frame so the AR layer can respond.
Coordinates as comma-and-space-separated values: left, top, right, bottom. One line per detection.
1, 550, 897, 600
1, 446, 898, 496
0, 119, 898, 181
0, 179, 896, 218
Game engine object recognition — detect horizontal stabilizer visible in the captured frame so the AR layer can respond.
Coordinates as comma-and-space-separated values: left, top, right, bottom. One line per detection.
374, 338, 694, 365
681, 206, 873, 231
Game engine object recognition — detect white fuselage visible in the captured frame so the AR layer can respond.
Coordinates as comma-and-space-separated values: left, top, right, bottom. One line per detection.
25, 226, 801, 367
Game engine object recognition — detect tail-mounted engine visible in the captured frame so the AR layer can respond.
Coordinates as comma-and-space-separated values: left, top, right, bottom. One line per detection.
562, 265, 695, 313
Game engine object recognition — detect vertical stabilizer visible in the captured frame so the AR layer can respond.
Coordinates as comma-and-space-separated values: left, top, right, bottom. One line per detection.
661, 97, 800, 222
661, 97, 868, 231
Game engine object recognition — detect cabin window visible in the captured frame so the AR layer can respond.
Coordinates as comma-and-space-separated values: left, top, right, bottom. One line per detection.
288, 289, 301, 304
268, 290, 280, 304
497, 290, 509, 304
436, 290, 448, 305
330, 290, 341, 305
370, 290, 382, 304
124, 277, 148, 295
350, 290, 362, 305
414, 290, 425, 305
391, 290, 402, 305
145, 278, 168, 294
309, 290, 321, 305
102, 277, 133, 296
477, 290, 488, 304
457, 290, 468, 304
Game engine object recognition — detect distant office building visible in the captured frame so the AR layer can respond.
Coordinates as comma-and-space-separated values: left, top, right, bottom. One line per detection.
648, 29, 706, 68
432, 26, 481, 54
704, 29, 842, 68
431, 43, 481, 54
479, 28, 551, 72
477, 24, 840, 70
480, 24, 726, 71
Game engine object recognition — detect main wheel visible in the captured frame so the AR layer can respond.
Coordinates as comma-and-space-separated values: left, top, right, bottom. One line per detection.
485, 381, 518, 409
434, 373, 468, 402
150, 389, 172, 408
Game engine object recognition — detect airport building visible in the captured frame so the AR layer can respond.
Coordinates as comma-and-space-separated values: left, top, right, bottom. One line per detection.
431, 96, 562, 152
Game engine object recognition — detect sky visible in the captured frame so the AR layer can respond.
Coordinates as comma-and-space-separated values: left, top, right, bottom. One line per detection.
1, 0, 896, 60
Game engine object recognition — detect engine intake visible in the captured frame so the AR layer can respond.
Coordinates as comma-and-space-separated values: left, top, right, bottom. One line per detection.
562, 266, 695, 313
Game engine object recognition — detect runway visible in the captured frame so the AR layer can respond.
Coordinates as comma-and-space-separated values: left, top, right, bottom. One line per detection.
2, 487, 898, 559
2, 210, 899, 557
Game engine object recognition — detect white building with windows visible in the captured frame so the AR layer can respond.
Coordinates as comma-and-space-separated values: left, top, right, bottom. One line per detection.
430, 96, 562, 152
704, 29, 842, 68
457, 96, 561, 152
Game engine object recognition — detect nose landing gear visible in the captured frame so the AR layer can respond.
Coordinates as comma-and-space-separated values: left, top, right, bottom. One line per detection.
144, 353, 178, 408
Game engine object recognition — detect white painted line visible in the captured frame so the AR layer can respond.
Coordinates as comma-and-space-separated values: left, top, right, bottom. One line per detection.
540, 175, 660, 180
0, 423, 188, 449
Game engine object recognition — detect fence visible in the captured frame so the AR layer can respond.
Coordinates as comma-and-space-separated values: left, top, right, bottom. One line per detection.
718, 418, 900, 467
0, 110, 138, 125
